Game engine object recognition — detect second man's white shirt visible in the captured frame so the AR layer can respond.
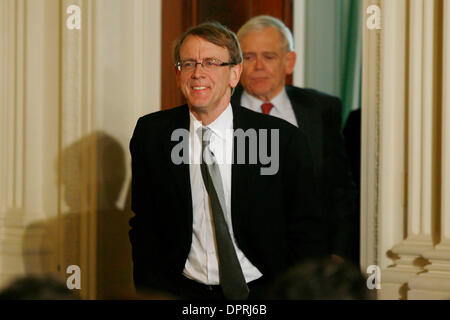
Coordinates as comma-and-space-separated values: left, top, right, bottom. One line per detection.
241, 87, 299, 127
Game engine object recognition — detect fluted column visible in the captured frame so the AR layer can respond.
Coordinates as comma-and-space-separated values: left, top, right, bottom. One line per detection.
0, 0, 61, 288
362, 0, 450, 299
408, 0, 450, 299
361, 0, 382, 273
59, 0, 98, 299
0, 0, 161, 299
375, 0, 412, 299
380, 0, 437, 299
0, 0, 27, 288
392, 0, 436, 249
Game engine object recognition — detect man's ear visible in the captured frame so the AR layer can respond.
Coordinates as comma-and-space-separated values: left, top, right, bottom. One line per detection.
175, 66, 181, 88
284, 51, 296, 75
229, 63, 242, 88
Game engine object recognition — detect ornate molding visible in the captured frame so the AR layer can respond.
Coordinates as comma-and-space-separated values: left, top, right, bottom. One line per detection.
0, 0, 27, 287
361, 0, 383, 272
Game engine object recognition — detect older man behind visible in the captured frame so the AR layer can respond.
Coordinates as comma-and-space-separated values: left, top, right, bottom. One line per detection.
232, 15, 358, 264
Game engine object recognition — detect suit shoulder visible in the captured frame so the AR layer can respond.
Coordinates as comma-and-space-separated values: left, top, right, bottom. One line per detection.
134, 105, 187, 132
287, 85, 339, 100
138, 105, 186, 123
286, 86, 342, 111
237, 105, 299, 133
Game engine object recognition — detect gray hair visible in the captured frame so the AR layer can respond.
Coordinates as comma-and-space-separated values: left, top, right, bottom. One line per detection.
237, 15, 294, 52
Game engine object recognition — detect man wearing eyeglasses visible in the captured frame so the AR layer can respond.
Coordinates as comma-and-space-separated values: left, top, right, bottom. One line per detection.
129, 21, 326, 300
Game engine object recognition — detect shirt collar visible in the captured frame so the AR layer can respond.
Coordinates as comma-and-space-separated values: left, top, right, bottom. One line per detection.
241, 87, 289, 114
190, 103, 233, 141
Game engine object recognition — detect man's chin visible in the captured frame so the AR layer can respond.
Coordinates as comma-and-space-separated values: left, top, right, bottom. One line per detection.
188, 103, 209, 111
187, 97, 210, 108
247, 88, 271, 100
243, 81, 267, 93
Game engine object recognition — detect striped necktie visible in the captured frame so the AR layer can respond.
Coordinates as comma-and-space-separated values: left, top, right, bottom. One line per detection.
200, 127, 250, 300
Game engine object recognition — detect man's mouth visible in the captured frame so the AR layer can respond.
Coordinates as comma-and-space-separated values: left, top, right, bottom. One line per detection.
250, 77, 269, 81
192, 86, 208, 90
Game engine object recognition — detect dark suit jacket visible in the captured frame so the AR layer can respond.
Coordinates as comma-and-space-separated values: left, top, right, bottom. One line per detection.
129, 103, 327, 294
231, 86, 358, 262
343, 109, 361, 190
343, 108, 361, 263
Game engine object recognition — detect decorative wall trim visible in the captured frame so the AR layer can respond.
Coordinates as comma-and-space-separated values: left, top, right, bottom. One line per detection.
1, 0, 162, 298
364, 0, 450, 299
407, 0, 450, 300
61, 0, 97, 299
361, 0, 382, 272
0, 0, 27, 287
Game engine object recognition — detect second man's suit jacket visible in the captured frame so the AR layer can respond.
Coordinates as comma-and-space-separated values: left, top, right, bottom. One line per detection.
231, 86, 358, 262
129, 102, 327, 294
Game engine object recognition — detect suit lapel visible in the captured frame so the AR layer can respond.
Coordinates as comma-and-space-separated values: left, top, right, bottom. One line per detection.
163, 103, 255, 238
163, 105, 193, 228
230, 85, 243, 107
286, 86, 324, 178
230, 103, 254, 238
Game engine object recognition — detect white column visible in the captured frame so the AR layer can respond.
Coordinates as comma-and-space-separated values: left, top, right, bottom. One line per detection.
408, 0, 450, 300
363, 0, 450, 300
361, 0, 382, 273
60, 0, 97, 299
399, 0, 435, 242
21, 0, 61, 280
439, 0, 450, 251
0, 0, 62, 287
0, 0, 162, 298
374, 0, 442, 299
0, 0, 27, 288
376, 0, 409, 299
382, 0, 436, 299
93, 0, 161, 298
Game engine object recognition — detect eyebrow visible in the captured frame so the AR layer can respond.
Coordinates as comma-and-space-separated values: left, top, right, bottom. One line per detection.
242, 51, 279, 56
179, 57, 223, 61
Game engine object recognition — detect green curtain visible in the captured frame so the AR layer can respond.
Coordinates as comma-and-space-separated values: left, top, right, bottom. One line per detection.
304, 0, 362, 126
339, 0, 362, 126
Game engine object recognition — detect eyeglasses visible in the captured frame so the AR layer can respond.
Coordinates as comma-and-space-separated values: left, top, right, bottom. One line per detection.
175, 58, 235, 72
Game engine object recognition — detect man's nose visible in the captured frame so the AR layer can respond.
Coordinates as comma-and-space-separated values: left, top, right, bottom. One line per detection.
255, 57, 264, 70
192, 63, 204, 78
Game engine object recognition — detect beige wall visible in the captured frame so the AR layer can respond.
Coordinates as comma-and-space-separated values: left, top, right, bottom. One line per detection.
362, 0, 450, 299
0, 0, 161, 299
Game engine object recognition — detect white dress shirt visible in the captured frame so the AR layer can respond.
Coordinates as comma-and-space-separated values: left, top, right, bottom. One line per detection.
183, 103, 262, 285
241, 88, 299, 127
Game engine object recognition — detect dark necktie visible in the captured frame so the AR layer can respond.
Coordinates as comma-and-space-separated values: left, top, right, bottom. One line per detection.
199, 127, 249, 300
261, 102, 274, 114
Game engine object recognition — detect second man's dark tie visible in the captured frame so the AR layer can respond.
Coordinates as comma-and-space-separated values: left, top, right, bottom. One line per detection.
199, 127, 250, 300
